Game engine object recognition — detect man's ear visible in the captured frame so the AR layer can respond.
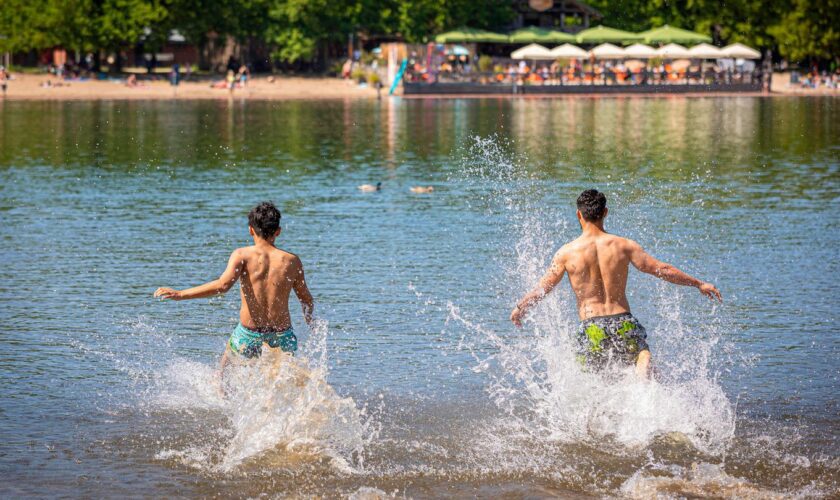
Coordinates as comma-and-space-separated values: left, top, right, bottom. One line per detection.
248, 226, 255, 237
274, 227, 281, 237
603, 207, 609, 219
576, 209, 583, 221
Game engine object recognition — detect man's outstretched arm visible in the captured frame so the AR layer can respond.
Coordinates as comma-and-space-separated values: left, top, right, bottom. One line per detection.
627, 240, 722, 301
292, 258, 314, 325
510, 251, 566, 327
154, 250, 245, 301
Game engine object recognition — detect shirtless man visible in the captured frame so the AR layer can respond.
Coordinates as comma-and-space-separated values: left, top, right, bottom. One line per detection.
510, 189, 721, 377
154, 202, 314, 371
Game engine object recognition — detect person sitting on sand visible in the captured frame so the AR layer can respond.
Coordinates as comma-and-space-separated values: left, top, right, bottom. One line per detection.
510, 189, 721, 378
154, 202, 314, 372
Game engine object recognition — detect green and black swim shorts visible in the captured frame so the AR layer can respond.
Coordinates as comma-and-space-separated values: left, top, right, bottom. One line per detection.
576, 312, 649, 369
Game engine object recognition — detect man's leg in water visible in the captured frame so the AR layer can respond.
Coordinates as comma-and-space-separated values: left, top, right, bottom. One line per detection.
219, 344, 233, 374
635, 350, 651, 379
217, 344, 234, 396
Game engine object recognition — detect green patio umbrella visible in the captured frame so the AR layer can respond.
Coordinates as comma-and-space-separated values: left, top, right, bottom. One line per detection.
575, 26, 642, 45
640, 25, 711, 45
508, 27, 576, 44
434, 27, 509, 44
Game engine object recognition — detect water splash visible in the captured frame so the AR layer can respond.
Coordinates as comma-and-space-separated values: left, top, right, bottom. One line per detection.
451, 135, 737, 455
118, 318, 375, 473
620, 462, 788, 499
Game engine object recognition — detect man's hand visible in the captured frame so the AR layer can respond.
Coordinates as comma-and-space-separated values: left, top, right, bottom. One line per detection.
154, 287, 182, 300
510, 306, 525, 327
699, 282, 722, 302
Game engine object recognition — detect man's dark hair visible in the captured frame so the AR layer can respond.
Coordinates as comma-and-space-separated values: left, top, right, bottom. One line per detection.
576, 189, 607, 222
248, 202, 281, 238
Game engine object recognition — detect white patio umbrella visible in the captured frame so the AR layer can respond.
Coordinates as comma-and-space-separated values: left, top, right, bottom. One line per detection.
550, 43, 588, 58
511, 43, 554, 60
589, 43, 626, 59
623, 43, 657, 59
687, 43, 725, 59
656, 43, 691, 59
721, 43, 761, 59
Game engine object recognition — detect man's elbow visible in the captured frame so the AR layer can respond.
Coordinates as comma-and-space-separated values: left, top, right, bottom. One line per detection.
650, 263, 672, 277
303, 295, 315, 309
216, 280, 234, 294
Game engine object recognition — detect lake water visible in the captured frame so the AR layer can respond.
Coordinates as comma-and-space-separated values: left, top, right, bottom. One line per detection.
0, 96, 838, 497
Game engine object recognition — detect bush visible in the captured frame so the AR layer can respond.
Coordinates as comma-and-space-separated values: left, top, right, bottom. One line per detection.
350, 67, 366, 82
360, 51, 378, 65
366, 72, 381, 85
327, 60, 344, 76
478, 55, 493, 72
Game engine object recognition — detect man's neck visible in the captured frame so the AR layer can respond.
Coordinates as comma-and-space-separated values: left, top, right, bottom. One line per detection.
253, 237, 276, 248
580, 220, 606, 236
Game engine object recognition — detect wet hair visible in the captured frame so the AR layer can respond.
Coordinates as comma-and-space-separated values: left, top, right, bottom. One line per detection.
576, 189, 607, 222
248, 201, 281, 238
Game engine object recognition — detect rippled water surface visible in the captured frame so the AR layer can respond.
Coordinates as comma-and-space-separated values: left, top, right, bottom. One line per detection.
1, 97, 838, 497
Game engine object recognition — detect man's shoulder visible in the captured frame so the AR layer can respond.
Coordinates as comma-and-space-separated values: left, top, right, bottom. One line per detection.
600, 233, 636, 247
554, 240, 579, 260
273, 248, 302, 264
232, 246, 255, 258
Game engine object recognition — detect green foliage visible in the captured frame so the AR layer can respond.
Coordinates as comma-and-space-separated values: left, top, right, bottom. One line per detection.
360, 51, 378, 65
768, 0, 839, 61
396, 0, 513, 43
366, 71, 380, 84
327, 59, 345, 75
1, 0, 836, 66
587, 0, 838, 62
97, 0, 169, 50
0, 0, 94, 52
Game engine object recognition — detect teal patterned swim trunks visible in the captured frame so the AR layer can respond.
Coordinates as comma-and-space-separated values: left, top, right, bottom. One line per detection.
228, 323, 297, 358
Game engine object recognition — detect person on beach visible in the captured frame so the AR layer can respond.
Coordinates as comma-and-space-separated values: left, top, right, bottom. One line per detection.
226, 70, 236, 93
510, 189, 722, 377
154, 202, 314, 372
0, 66, 8, 97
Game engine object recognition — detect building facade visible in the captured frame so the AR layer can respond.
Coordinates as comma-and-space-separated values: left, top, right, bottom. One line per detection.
510, 0, 603, 33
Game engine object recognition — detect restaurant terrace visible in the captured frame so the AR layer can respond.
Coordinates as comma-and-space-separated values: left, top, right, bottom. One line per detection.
403, 24, 766, 95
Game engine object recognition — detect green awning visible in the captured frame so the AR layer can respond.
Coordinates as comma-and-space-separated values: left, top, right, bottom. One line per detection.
434, 27, 509, 44
508, 27, 576, 44
575, 25, 642, 45
640, 25, 711, 45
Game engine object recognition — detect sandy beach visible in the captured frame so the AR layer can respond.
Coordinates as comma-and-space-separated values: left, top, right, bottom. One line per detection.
1, 73, 380, 100
1, 72, 836, 101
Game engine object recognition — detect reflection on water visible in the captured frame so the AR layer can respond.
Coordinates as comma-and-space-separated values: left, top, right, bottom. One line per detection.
0, 97, 837, 497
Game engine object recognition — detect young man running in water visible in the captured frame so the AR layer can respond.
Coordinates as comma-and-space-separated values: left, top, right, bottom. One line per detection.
154, 202, 314, 370
510, 189, 721, 377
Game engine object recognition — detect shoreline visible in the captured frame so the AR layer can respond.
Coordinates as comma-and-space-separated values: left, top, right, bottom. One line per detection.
0, 74, 380, 101
1, 73, 836, 101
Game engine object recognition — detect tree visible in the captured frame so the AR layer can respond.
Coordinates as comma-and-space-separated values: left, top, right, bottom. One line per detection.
0, 0, 95, 53
95, 0, 168, 52
769, 0, 840, 62
396, 0, 513, 43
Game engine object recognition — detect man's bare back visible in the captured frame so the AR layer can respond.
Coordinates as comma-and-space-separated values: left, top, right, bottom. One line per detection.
558, 232, 633, 319
235, 245, 310, 331
154, 202, 313, 364
511, 190, 721, 376
153, 244, 312, 329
